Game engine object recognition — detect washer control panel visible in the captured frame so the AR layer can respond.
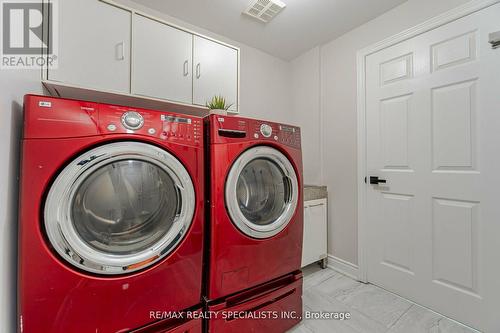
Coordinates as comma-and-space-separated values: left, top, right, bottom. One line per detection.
99, 105, 203, 146
160, 115, 202, 143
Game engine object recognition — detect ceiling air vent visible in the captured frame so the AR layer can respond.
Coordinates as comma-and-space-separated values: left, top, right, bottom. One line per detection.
243, 0, 286, 23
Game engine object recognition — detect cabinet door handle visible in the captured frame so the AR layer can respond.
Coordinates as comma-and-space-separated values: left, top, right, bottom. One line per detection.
116, 42, 125, 61
306, 203, 325, 209
183, 60, 189, 76
196, 63, 201, 79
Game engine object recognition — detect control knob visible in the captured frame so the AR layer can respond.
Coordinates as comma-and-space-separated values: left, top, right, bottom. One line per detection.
260, 124, 273, 138
121, 111, 144, 130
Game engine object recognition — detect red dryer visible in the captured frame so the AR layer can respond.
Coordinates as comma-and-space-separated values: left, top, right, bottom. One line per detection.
18, 95, 205, 333
205, 114, 304, 332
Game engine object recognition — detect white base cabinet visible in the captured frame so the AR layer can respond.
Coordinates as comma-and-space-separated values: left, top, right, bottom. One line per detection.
301, 198, 328, 268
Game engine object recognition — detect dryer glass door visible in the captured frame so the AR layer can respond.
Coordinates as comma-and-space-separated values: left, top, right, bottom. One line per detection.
225, 146, 299, 239
44, 142, 195, 275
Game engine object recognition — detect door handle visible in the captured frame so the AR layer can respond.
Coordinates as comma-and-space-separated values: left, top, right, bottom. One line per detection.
183, 60, 189, 76
369, 176, 387, 185
116, 42, 125, 61
196, 63, 201, 79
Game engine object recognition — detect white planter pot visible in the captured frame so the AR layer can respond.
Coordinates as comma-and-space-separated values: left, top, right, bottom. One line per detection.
209, 109, 228, 115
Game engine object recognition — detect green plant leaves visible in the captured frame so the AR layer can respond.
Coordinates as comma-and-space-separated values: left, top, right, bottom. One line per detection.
206, 95, 233, 111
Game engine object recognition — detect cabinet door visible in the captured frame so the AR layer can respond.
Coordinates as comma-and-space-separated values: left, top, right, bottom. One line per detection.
48, 0, 131, 93
302, 200, 328, 267
193, 36, 238, 111
132, 15, 193, 104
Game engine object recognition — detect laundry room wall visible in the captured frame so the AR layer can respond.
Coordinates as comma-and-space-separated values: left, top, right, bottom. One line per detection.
289, 0, 473, 268
290, 47, 322, 186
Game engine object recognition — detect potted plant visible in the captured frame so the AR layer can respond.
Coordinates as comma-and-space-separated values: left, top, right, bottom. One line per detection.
206, 95, 233, 115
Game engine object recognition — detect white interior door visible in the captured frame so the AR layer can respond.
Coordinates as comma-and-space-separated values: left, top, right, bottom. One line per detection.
193, 36, 238, 111
132, 14, 193, 104
48, 0, 131, 93
364, 4, 500, 332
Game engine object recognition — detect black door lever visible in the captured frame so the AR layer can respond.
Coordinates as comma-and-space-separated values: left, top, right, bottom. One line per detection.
369, 176, 387, 185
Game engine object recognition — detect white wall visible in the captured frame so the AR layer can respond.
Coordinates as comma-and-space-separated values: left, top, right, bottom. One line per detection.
290, 47, 322, 185
315, 0, 472, 265
238, 46, 292, 123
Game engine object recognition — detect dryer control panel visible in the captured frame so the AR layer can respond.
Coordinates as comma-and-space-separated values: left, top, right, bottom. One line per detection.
210, 114, 301, 149
251, 122, 301, 149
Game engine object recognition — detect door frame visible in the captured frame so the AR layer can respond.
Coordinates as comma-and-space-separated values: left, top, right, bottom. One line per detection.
356, 0, 500, 283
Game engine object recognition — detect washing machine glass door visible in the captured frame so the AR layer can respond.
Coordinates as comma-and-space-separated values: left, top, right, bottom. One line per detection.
44, 142, 195, 275
225, 146, 299, 239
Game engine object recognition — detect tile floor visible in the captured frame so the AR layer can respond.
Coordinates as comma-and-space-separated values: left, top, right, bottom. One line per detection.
288, 265, 478, 333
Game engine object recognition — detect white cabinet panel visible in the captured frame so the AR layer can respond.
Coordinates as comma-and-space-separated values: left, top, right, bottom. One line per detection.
193, 36, 238, 111
302, 199, 328, 268
45, 1, 240, 112
48, 0, 131, 93
132, 14, 193, 104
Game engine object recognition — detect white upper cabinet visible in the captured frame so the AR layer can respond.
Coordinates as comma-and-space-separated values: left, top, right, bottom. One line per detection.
48, 0, 131, 93
45, 1, 240, 112
193, 36, 238, 111
132, 14, 193, 104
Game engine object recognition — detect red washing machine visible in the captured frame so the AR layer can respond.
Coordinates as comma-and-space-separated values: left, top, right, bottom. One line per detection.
205, 114, 304, 331
18, 95, 205, 333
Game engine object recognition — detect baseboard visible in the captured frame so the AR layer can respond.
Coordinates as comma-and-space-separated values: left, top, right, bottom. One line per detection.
327, 255, 360, 280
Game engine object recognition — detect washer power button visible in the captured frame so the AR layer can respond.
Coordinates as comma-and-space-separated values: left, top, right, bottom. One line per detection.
121, 111, 144, 130
107, 124, 117, 132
